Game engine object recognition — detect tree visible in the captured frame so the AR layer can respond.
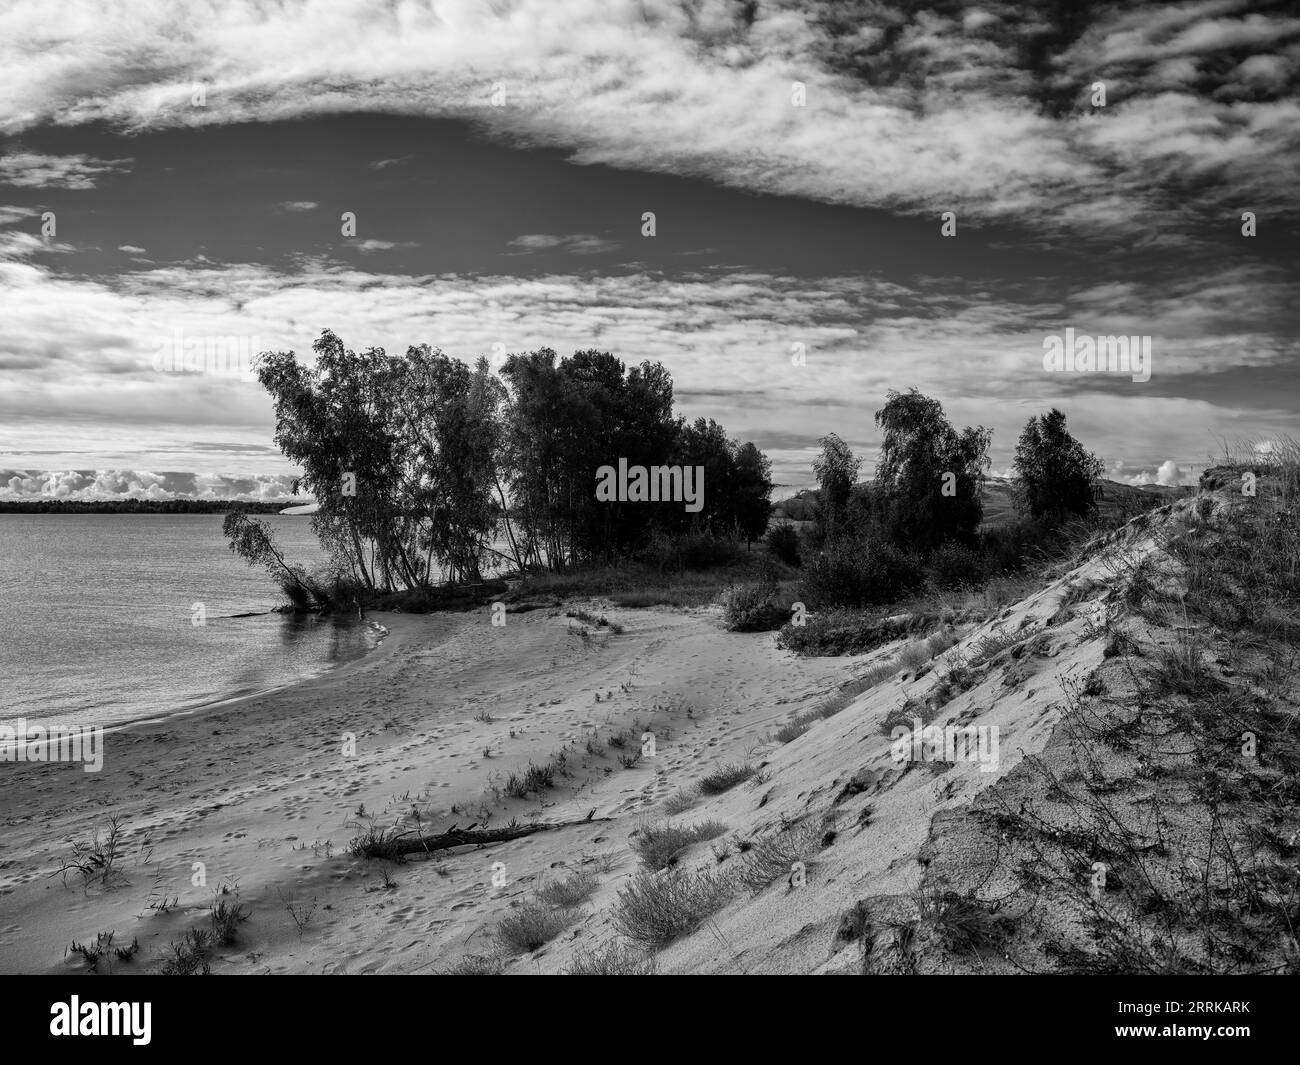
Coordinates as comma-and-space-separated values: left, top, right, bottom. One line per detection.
872, 388, 991, 554
732, 441, 774, 547
222, 510, 322, 609
811, 433, 861, 543
1012, 408, 1104, 522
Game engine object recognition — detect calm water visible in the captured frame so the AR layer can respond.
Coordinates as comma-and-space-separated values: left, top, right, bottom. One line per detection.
0, 514, 382, 732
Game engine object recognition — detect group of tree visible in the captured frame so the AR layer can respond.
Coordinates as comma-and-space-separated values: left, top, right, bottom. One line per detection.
227, 330, 773, 601
786, 388, 1106, 608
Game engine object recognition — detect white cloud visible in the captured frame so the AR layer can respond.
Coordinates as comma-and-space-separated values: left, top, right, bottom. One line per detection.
278, 200, 318, 212
0, 1, 1293, 238
507, 233, 620, 255
0, 151, 130, 189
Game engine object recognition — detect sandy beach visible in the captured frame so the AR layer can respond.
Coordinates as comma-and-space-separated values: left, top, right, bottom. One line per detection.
0, 600, 860, 973
1, 533, 1116, 977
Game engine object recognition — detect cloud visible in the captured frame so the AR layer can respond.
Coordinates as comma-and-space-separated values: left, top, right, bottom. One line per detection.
278, 200, 318, 212
507, 233, 620, 255
0, 233, 1295, 488
351, 239, 419, 253
118, 244, 147, 254
0, 151, 130, 189
369, 156, 413, 170
0, 205, 37, 225
0, 2, 1294, 243
0, 468, 301, 500
1124, 459, 1190, 486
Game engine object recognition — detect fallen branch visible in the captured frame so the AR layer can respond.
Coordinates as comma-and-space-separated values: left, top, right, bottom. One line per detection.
350, 810, 607, 860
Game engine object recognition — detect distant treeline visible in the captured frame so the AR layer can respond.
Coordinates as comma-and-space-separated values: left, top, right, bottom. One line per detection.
0, 499, 297, 514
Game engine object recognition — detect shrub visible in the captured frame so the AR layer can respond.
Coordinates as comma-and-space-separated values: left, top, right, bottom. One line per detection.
536, 870, 599, 908
631, 821, 729, 871
927, 543, 986, 589
736, 822, 823, 893
698, 763, 757, 795
441, 953, 505, 975
209, 893, 250, 946
612, 868, 734, 948
564, 941, 659, 975
721, 581, 785, 632
504, 761, 555, 798
495, 902, 578, 954
161, 929, 213, 976
799, 538, 924, 609
767, 523, 801, 567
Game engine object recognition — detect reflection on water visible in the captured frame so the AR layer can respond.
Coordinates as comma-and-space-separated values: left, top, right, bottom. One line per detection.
0, 513, 384, 732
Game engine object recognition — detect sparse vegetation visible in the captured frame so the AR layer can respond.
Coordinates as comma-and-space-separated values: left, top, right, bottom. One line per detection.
160, 928, 213, 976
698, 763, 757, 795
565, 940, 659, 975
536, 870, 599, 908
612, 867, 735, 949
631, 820, 729, 871
495, 901, 579, 954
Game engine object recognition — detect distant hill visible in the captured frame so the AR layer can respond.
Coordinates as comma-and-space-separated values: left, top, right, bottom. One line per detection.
772, 477, 1190, 530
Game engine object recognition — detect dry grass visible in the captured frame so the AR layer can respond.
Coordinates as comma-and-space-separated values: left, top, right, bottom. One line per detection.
612, 867, 735, 949
631, 820, 729, 871
495, 901, 580, 954
536, 870, 599, 908
698, 763, 757, 795
564, 940, 659, 975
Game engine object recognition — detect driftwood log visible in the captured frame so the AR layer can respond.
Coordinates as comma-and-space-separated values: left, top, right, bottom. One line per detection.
356, 809, 610, 859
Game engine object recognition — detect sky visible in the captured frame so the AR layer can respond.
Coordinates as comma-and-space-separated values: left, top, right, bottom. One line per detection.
1, 0, 1298, 500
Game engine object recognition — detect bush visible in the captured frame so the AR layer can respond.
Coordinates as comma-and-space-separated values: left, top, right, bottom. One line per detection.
799, 538, 924, 609
978, 517, 1055, 574
721, 581, 785, 632
697, 763, 757, 795
495, 902, 578, 954
777, 607, 935, 657
631, 821, 729, 871
767, 523, 801, 567
927, 543, 986, 589
612, 868, 734, 948
565, 940, 658, 975
536, 871, 599, 908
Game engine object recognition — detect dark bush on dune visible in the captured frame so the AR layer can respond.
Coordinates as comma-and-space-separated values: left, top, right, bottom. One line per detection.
977, 517, 1057, 574
766, 523, 801, 567
799, 538, 924, 609
926, 543, 986, 589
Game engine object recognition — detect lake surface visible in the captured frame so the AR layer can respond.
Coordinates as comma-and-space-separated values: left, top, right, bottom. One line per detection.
0, 514, 382, 732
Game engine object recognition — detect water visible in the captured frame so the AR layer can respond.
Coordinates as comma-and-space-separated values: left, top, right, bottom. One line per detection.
0, 514, 382, 732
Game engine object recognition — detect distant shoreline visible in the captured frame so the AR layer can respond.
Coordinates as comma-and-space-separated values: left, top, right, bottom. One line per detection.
0, 500, 306, 514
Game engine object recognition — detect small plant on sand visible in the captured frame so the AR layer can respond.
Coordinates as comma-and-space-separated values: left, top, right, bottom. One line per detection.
630, 820, 729, 871
277, 888, 318, 937
612, 867, 735, 949
698, 763, 757, 795
209, 890, 251, 946
495, 901, 579, 954
160, 928, 212, 976
504, 760, 555, 798
916, 889, 1012, 955
662, 788, 698, 815
735, 822, 823, 893
441, 952, 506, 975
66, 931, 139, 972
474, 710, 494, 723
565, 940, 659, 975
536, 870, 599, 908
56, 816, 128, 890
